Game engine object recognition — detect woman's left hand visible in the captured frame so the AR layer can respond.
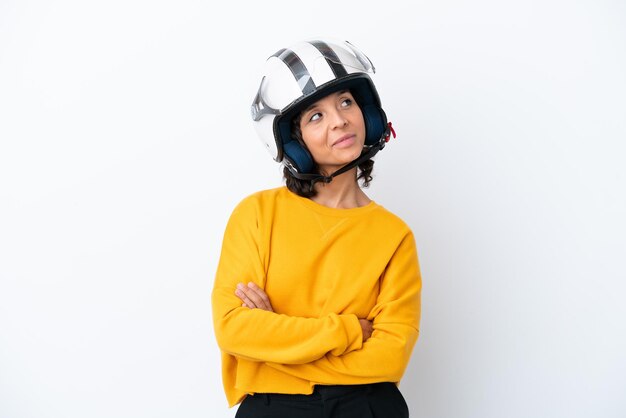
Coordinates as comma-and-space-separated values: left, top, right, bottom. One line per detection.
235, 282, 274, 312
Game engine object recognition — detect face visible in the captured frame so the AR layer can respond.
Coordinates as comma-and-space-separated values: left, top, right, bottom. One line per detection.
298, 90, 366, 175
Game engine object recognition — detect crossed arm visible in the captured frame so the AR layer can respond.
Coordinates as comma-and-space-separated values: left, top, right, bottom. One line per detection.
235, 282, 374, 341
227, 231, 421, 384
232, 256, 420, 384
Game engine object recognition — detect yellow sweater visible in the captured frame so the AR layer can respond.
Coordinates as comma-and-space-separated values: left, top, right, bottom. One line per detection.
212, 186, 421, 407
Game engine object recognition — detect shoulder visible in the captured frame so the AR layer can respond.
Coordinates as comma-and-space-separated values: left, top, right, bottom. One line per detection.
370, 203, 413, 235
228, 186, 290, 220
370, 205, 420, 261
233, 186, 288, 210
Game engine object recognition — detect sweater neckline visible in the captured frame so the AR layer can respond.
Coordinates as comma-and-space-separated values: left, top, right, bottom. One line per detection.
282, 187, 379, 217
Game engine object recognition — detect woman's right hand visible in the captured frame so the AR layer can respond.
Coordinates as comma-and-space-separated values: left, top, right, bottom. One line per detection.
235, 282, 274, 312
359, 319, 373, 341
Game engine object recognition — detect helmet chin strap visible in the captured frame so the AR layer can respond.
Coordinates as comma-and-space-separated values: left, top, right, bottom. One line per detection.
288, 136, 387, 185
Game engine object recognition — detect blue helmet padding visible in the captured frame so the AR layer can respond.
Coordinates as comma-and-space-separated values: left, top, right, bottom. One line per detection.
361, 104, 387, 146
276, 74, 386, 174
283, 139, 315, 173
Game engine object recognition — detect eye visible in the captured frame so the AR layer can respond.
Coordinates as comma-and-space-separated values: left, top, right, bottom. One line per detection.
308, 112, 322, 122
341, 98, 353, 107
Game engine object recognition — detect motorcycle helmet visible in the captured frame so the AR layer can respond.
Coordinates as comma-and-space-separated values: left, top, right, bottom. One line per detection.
250, 38, 392, 183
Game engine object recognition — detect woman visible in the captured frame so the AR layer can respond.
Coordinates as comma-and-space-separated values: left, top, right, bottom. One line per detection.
212, 38, 421, 418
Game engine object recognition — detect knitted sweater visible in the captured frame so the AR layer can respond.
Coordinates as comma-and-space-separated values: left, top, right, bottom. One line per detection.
212, 186, 421, 407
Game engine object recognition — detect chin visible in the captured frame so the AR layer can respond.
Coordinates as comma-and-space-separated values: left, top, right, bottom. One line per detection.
345, 146, 365, 161
321, 145, 365, 168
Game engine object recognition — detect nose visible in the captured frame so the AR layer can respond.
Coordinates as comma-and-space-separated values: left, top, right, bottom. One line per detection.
329, 109, 348, 129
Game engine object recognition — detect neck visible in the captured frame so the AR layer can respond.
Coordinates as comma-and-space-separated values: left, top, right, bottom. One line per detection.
310, 167, 371, 209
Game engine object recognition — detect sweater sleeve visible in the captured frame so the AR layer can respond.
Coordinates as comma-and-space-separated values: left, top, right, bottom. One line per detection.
265, 231, 421, 383
211, 196, 364, 364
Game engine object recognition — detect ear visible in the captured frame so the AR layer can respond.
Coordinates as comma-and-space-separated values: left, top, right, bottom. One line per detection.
361, 104, 387, 146
283, 139, 315, 174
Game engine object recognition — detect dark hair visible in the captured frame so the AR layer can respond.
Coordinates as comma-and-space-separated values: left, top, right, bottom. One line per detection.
283, 111, 374, 198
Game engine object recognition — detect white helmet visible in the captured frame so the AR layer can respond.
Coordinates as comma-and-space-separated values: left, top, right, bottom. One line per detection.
251, 38, 392, 181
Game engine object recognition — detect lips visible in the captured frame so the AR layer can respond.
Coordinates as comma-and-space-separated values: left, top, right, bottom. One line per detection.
332, 134, 356, 147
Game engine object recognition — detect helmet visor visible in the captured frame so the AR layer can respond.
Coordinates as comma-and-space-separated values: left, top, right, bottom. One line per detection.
310, 39, 376, 75
251, 39, 375, 121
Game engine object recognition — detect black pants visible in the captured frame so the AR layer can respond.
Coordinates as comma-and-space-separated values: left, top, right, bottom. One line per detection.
234, 382, 409, 418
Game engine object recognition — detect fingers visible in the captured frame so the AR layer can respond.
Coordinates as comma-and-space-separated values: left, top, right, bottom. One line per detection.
358, 319, 374, 341
236, 283, 272, 311
235, 284, 257, 309
246, 282, 273, 311
235, 282, 274, 312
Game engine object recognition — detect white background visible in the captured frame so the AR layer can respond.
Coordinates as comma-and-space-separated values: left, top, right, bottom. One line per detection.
1, 1, 625, 417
